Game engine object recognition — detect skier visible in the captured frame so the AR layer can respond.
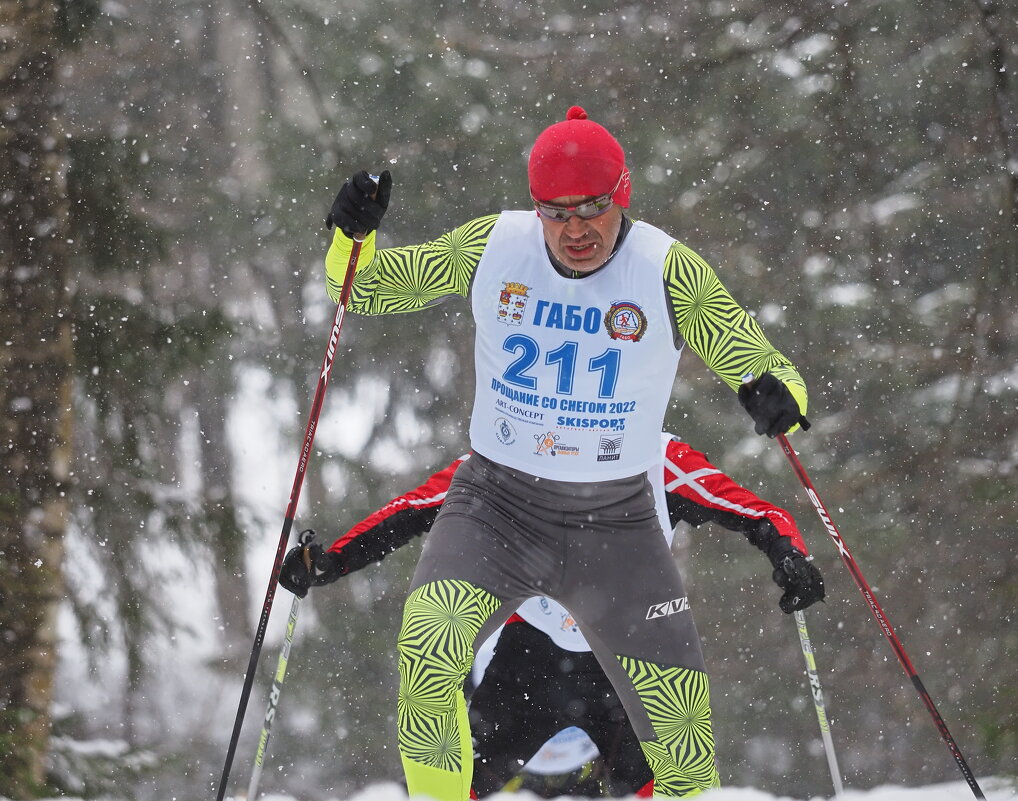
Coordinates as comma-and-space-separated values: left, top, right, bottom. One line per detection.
319, 105, 813, 798
281, 434, 823, 797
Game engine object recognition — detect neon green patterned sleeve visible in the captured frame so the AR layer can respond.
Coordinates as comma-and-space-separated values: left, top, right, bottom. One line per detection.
325, 215, 499, 314
325, 229, 377, 302
663, 241, 808, 416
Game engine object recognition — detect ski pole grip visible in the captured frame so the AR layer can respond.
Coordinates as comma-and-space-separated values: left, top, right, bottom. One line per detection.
351, 174, 381, 243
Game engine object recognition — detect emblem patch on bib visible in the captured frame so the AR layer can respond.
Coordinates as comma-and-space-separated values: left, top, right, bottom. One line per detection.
497, 281, 530, 326
604, 300, 647, 342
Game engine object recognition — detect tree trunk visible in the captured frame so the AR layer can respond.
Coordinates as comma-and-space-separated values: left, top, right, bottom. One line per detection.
0, 1, 73, 796
200, 375, 255, 661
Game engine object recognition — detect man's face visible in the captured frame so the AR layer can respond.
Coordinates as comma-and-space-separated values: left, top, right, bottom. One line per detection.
537, 198, 623, 274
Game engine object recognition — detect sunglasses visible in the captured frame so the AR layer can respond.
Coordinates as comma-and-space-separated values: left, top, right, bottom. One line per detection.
532, 171, 625, 222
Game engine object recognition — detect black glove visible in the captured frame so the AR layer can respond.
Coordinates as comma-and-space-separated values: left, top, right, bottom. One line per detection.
737, 373, 807, 437
768, 539, 825, 613
278, 532, 346, 598
325, 169, 392, 237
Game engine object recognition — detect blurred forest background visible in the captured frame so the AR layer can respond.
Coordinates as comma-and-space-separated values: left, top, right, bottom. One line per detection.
2, 0, 1016, 799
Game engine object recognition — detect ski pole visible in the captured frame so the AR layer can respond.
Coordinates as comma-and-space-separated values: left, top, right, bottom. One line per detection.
793, 610, 844, 797
776, 432, 985, 799
245, 530, 314, 801
214, 224, 369, 801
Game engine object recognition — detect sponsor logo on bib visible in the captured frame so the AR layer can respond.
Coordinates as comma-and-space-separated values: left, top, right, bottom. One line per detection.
494, 417, 517, 445
597, 434, 624, 461
533, 431, 560, 455
533, 431, 580, 456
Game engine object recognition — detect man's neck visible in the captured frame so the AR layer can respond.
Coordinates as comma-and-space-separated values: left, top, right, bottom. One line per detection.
548, 215, 632, 279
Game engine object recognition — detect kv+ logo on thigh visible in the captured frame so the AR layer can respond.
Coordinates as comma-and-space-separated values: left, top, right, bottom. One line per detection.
645, 596, 691, 620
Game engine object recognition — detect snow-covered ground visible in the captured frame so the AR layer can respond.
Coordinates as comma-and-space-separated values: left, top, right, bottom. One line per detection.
11, 778, 1017, 801
249, 777, 1018, 801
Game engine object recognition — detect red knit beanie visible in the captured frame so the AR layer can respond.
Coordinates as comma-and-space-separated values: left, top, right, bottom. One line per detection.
528, 106, 631, 207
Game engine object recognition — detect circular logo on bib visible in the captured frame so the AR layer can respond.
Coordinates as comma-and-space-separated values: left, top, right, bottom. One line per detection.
604, 300, 647, 341
494, 417, 517, 445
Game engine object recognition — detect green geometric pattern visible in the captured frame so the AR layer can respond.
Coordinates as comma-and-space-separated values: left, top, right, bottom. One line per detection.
664, 241, 806, 401
618, 655, 721, 796
349, 215, 498, 314
396, 580, 501, 772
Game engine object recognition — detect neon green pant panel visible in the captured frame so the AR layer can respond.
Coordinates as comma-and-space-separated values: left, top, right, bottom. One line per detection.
397, 580, 501, 800
618, 655, 721, 797
399, 696, 471, 801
